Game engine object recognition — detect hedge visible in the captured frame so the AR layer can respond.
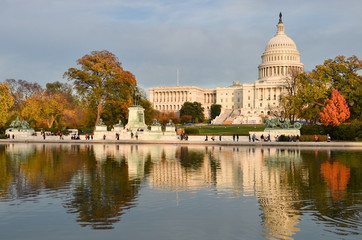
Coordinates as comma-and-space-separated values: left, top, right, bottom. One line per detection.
300, 124, 326, 135
301, 123, 362, 141
300, 135, 327, 142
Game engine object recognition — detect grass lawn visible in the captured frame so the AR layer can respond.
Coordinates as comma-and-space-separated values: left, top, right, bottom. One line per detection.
181, 124, 265, 135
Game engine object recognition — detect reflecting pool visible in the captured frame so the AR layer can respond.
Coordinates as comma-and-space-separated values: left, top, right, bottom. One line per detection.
0, 144, 361, 239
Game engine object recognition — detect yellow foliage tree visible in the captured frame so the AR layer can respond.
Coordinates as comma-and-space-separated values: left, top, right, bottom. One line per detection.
22, 91, 73, 128
0, 82, 14, 127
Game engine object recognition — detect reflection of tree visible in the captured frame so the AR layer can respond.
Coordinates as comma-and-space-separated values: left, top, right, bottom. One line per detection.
177, 147, 205, 170
64, 148, 140, 229
321, 161, 350, 203
298, 150, 361, 229
0, 145, 13, 199
0, 144, 83, 201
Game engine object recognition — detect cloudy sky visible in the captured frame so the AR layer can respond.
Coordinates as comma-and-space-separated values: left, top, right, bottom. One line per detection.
1, 0, 361, 93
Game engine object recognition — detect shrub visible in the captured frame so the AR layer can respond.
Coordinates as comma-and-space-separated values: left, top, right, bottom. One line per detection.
278, 135, 289, 142
328, 123, 362, 141
300, 123, 362, 141
300, 124, 326, 135
79, 127, 94, 134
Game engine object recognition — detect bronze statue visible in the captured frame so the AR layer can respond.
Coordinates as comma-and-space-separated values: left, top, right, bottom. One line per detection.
132, 86, 141, 106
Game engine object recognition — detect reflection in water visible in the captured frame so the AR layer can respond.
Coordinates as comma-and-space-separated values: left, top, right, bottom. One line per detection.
0, 144, 361, 238
321, 161, 350, 203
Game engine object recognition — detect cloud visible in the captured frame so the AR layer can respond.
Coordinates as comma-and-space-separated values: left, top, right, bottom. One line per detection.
0, 0, 361, 92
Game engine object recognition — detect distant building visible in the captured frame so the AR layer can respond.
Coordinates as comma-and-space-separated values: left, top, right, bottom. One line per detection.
149, 13, 303, 123
149, 86, 216, 118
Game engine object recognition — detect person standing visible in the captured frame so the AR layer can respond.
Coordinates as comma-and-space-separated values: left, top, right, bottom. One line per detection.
135, 132, 138, 140
236, 134, 239, 142
233, 134, 235, 141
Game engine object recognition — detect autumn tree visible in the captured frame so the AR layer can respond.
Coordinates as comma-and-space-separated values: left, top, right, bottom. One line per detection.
5, 79, 42, 119
312, 55, 362, 120
155, 111, 180, 125
64, 50, 136, 129
293, 72, 330, 124
0, 82, 14, 127
319, 89, 350, 126
180, 102, 204, 123
22, 82, 79, 128
282, 55, 361, 124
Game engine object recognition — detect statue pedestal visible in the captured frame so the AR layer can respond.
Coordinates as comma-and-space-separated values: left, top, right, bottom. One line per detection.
113, 126, 124, 133
164, 126, 176, 136
94, 125, 108, 139
5, 128, 35, 139
125, 105, 148, 131
151, 125, 162, 132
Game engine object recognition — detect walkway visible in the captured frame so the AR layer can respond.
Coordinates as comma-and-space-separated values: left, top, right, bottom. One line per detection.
0, 135, 361, 148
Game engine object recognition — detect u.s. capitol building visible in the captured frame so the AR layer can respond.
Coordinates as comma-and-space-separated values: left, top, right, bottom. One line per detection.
149, 14, 303, 124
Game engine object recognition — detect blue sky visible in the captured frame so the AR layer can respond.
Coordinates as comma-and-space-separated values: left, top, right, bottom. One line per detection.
0, 0, 361, 92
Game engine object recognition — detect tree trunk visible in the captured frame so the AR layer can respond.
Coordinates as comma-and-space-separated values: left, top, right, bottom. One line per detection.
48, 115, 55, 128
94, 96, 107, 133
94, 105, 102, 132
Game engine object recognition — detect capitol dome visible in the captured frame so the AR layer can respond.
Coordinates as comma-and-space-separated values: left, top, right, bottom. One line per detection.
258, 13, 304, 82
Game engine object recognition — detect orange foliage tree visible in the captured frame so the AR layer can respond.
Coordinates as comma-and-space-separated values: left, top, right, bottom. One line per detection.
155, 111, 180, 125
319, 89, 350, 126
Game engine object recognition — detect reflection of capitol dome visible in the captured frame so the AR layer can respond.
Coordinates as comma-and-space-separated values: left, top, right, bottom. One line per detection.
258, 13, 304, 82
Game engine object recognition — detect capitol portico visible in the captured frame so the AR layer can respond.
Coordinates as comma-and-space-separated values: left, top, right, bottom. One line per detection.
149, 14, 303, 124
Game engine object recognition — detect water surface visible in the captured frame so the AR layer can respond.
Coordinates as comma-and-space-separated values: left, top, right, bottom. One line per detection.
0, 144, 361, 239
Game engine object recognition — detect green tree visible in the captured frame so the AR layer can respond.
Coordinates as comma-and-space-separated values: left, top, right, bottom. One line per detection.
0, 82, 14, 127
210, 104, 221, 120
294, 72, 330, 124
64, 50, 137, 129
101, 85, 133, 127
180, 102, 204, 123
139, 98, 157, 126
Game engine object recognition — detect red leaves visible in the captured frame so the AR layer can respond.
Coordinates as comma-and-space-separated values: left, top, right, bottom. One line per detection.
319, 89, 350, 126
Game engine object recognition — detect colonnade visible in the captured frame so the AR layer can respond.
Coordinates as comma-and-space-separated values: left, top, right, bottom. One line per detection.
154, 90, 190, 103
259, 66, 303, 79
204, 93, 216, 104
154, 104, 183, 111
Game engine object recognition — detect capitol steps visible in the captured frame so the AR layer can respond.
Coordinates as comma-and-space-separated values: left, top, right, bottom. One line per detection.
212, 109, 233, 124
